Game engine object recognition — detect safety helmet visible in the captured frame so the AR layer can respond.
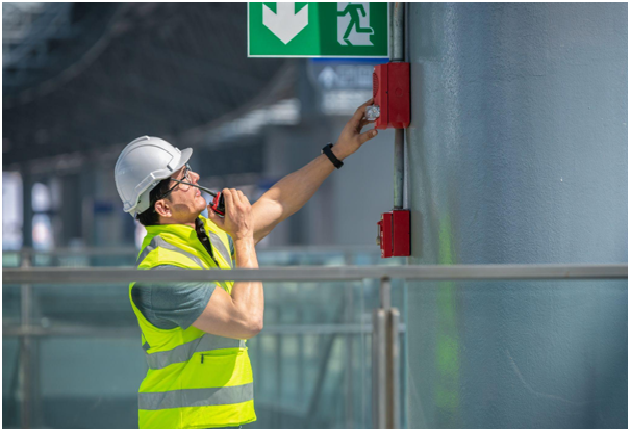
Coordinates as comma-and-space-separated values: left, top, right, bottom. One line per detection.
115, 136, 193, 217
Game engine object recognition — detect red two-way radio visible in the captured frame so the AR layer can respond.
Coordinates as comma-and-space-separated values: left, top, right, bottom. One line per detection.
208, 191, 225, 217
184, 183, 226, 217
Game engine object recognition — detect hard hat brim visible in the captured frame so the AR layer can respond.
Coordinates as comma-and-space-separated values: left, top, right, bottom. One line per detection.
174, 148, 193, 172
128, 147, 193, 217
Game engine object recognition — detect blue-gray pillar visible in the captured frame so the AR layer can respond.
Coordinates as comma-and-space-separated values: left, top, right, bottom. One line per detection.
405, 3, 628, 429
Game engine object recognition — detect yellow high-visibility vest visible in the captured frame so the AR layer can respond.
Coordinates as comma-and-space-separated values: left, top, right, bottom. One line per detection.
129, 215, 256, 429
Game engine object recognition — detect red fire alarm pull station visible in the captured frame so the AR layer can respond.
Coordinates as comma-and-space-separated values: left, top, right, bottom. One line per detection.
367, 62, 410, 130
377, 210, 411, 258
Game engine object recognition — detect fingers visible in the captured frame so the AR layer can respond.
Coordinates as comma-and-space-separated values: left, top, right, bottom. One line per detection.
224, 188, 249, 207
236, 190, 248, 205
356, 118, 376, 135
357, 128, 378, 146
349, 98, 375, 128
223, 188, 235, 210
219, 188, 253, 239
358, 117, 375, 130
230, 188, 240, 205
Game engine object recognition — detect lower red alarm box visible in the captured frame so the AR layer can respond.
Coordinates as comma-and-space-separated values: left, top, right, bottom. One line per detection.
378, 210, 410, 258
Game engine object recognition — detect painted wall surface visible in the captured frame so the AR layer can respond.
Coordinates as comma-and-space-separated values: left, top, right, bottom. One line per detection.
405, 3, 628, 429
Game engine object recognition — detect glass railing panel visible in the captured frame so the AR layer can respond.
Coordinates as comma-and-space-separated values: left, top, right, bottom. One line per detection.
392, 278, 407, 429
1, 250, 139, 268
404, 279, 628, 429
247, 280, 375, 429
2, 284, 21, 325
3, 246, 395, 268
2, 335, 146, 429
2, 337, 21, 427
2, 252, 21, 268
2, 279, 380, 429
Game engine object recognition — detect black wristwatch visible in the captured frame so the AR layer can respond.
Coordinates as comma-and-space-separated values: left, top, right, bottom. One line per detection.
322, 143, 344, 169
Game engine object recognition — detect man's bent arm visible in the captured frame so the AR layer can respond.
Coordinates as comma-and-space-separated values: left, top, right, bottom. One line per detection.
252, 100, 378, 244
194, 190, 263, 340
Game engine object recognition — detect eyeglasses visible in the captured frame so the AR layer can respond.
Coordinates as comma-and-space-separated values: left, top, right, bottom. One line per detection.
158, 163, 193, 199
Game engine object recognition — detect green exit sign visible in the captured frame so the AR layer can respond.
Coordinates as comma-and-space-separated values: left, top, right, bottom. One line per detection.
248, 2, 388, 58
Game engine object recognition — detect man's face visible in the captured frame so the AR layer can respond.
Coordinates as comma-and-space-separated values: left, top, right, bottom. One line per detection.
157, 164, 207, 223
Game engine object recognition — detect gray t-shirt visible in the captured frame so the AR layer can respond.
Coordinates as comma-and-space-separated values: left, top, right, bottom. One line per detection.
132, 266, 217, 329
132, 235, 235, 330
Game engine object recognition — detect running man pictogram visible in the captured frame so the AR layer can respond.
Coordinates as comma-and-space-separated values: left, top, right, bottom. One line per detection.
337, 2, 374, 46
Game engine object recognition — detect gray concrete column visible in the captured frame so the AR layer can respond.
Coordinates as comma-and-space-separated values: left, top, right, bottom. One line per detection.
405, 3, 628, 429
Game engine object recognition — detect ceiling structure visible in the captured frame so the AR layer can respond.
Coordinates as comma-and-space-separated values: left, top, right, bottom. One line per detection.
3, 3, 291, 170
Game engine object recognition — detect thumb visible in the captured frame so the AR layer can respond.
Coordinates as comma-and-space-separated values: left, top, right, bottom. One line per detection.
206, 207, 225, 229
358, 129, 378, 145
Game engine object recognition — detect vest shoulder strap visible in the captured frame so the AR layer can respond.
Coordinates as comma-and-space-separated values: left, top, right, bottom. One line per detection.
137, 235, 207, 269
201, 216, 233, 268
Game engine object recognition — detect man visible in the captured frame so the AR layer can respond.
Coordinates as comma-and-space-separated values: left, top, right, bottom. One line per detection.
114, 100, 377, 429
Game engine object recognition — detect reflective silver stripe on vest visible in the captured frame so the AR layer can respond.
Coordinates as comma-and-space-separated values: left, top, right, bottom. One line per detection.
207, 230, 232, 268
138, 383, 254, 410
137, 236, 206, 269
146, 335, 245, 370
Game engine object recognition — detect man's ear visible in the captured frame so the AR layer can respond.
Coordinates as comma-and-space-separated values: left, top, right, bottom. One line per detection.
154, 199, 171, 218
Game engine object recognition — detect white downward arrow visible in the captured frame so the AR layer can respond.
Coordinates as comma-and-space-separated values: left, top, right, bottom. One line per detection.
262, 2, 309, 45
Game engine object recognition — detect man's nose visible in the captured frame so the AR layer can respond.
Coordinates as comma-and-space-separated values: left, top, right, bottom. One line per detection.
191, 171, 200, 184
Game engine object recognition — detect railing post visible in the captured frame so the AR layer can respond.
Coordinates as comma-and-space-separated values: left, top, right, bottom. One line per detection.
19, 255, 32, 429
386, 308, 401, 429
372, 307, 386, 429
345, 277, 354, 429
380, 276, 391, 310
373, 277, 401, 429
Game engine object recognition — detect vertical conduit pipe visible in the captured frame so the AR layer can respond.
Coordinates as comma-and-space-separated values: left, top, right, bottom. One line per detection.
374, 6, 406, 428
389, 9, 406, 426
392, 2, 405, 210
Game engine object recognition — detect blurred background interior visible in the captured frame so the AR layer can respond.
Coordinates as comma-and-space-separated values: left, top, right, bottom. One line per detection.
3, 3, 400, 429
3, 3, 628, 429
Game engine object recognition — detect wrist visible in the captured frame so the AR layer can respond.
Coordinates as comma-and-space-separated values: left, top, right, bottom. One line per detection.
331, 144, 351, 161
234, 233, 254, 243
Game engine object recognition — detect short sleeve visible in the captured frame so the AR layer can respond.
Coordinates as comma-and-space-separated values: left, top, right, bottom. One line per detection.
228, 235, 235, 261
132, 265, 217, 330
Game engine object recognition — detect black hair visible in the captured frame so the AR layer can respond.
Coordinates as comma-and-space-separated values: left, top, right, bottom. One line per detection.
136, 178, 172, 226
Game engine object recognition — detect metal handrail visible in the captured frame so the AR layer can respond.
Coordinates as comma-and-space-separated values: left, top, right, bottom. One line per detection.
4, 263, 626, 429
2, 323, 407, 337
4, 245, 381, 256
3, 264, 628, 284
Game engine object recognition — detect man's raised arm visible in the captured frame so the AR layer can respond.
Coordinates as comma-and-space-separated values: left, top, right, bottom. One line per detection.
250, 100, 378, 245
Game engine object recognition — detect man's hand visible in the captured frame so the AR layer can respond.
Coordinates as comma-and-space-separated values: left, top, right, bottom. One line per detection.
195, 187, 263, 340
332, 99, 378, 161
207, 188, 253, 240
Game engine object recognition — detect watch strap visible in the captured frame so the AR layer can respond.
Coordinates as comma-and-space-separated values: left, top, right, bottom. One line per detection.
322, 143, 344, 169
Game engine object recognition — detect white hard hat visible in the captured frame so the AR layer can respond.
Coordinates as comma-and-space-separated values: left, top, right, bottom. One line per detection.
115, 136, 193, 217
